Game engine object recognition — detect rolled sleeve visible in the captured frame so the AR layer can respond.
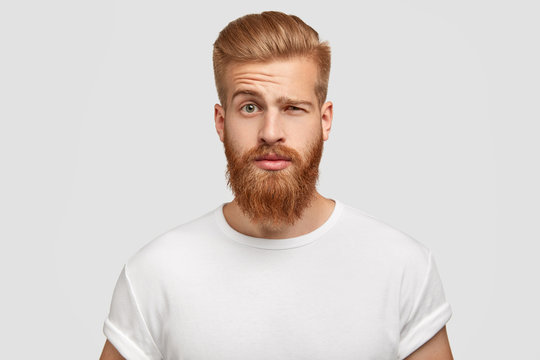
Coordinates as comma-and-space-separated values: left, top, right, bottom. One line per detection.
398, 250, 453, 359
103, 264, 163, 360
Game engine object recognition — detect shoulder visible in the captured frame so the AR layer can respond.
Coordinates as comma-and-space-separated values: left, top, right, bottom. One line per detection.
337, 201, 432, 268
124, 205, 222, 282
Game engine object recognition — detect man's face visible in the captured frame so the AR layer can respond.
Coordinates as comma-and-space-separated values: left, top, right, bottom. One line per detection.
214, 57, 333, 228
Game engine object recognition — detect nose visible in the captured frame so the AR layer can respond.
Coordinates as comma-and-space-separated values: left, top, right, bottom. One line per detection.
258, 109, 285, 145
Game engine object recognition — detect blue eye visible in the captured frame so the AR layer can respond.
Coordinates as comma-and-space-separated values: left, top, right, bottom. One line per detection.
242, 104, 258, 113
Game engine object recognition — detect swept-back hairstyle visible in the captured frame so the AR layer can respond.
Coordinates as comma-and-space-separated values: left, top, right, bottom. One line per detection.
212, 11, 331, 108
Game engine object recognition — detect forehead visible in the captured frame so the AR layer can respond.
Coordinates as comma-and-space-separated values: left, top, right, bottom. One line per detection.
224, 57, 319, 104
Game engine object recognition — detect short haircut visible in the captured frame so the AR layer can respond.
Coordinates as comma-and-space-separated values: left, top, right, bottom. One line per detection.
213, 11, 331, 108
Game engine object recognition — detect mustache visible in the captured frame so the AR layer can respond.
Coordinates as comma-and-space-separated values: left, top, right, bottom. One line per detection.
242, 144, 302, 163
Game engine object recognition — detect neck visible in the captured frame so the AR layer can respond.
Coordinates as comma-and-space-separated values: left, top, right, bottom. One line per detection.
222, 192, 336, 239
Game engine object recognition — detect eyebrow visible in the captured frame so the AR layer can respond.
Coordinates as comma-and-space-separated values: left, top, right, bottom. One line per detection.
231, 89, 314, 109
231, 89, 261, 102
276, 96, 314, 109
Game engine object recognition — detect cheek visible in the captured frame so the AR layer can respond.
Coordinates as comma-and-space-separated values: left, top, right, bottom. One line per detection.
297, 127, 324, 158
291, 123, 322, 144
225, 120, 258, 145
224, 124, 255, 155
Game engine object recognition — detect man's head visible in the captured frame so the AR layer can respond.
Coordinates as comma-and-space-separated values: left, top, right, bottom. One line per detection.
212, 12, 333, 229
213, 11, 331, 109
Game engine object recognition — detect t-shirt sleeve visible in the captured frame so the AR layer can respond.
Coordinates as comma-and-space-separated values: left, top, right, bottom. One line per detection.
397, 249, 453, 359
103, 264, 163, 360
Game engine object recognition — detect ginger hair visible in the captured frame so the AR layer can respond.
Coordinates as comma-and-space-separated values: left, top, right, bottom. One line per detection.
212, 11, 331, 109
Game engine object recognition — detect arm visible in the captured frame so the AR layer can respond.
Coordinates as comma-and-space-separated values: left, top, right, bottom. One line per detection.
99, 339, 125, 360
404, 326, 453, 360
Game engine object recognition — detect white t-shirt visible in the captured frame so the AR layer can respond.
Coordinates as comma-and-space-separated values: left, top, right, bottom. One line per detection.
103, 200, 452, 360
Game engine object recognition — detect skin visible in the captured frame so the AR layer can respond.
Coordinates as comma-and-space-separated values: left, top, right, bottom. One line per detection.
214, 57, 335, 239
405, 326, 454, 360
99, 339, 124, 360
99, 56, 453, 360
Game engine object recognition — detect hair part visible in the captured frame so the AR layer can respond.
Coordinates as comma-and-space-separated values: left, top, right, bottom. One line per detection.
213, 11, 331, 109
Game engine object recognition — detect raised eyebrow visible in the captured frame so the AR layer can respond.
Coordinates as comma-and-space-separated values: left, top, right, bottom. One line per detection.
231, 89, 262, 102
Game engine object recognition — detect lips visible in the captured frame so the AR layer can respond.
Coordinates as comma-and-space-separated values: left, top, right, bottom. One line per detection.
255, 153, 292, 161
254, 153, 292, 171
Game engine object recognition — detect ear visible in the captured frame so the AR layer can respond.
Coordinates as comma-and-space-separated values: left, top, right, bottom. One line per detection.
320, 101, 333, 141
214, 104, 225, 142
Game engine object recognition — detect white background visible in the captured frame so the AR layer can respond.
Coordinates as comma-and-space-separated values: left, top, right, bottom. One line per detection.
1, 0, 538, 358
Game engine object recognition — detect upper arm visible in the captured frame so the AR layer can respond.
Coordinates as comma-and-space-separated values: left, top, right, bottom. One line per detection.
99, 339, 126, 360
404, 326, 454, 360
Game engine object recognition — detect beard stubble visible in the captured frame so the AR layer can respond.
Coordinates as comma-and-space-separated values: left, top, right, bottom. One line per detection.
224, 130, 324, 230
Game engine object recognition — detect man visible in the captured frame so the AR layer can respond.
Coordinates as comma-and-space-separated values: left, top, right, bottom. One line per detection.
100, 11, 453, 360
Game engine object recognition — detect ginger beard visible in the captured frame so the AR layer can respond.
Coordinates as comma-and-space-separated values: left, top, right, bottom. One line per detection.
224, 128, 324, 229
